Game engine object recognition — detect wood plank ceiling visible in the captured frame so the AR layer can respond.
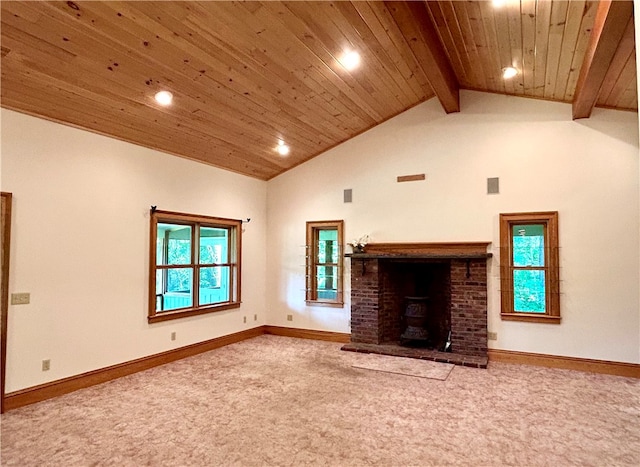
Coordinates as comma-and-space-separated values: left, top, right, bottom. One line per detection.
1, 1, 637, 180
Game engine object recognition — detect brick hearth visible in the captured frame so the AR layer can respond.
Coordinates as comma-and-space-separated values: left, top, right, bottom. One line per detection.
343, 243, 491, 367
340, 342, 488, 368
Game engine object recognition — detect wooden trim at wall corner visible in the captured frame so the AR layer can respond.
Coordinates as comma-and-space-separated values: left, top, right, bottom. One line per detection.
3, 326, 265, 412
1, 192, 13, 414
264, 326, 351, 343
488, 349, 640, 379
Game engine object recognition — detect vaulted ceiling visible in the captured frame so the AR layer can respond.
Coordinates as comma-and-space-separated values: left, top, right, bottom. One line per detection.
1, 1, 637, 180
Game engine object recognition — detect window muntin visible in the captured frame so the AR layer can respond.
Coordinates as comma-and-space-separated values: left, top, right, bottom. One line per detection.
150, 210, 241, 323
306, 221, 343, 306
500, 212, 560, 323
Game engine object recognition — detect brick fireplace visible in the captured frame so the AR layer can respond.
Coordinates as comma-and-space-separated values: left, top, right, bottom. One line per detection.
342, 243, 491, 368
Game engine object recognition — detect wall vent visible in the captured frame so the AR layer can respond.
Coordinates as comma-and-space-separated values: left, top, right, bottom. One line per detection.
344, 189, 352, 203
487, 177, 499, 195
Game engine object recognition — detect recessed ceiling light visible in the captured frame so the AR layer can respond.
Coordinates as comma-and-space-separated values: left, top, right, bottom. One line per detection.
502, 66, 518, 79
154, 90, 173, 106
276, 140, 290, 156
492, 0, 507, 7
338, 50, 361, 71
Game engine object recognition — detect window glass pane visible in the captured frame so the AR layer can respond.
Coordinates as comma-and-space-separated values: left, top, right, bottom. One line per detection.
199, 266, 230, 305
158, 268, 193, 311
156, 237, 163, 267
317, 229, 338, 264
512, 224, 545, 267
200, 227, 228, 263
156, 270, 163, 295
157, 223, 192, 265
513, 269, 546, 313
316, 265, 337, 299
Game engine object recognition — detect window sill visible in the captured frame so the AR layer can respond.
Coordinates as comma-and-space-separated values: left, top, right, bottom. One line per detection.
305, 300, 344, 308
149, 302, 241, 323
501, 313, 561, 324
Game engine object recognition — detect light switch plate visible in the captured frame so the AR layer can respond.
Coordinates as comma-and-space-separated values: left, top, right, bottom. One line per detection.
11, 293, 30, 305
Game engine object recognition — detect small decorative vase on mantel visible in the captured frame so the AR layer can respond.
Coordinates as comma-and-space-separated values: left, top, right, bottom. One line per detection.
350, 235, 369, 255
353, 244, 365, 254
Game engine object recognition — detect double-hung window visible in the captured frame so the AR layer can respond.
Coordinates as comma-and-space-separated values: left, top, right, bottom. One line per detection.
306, 220, 344, 306
500, 211, 560, 323
149, 210, 241, 323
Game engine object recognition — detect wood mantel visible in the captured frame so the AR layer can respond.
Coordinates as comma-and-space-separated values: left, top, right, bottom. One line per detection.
346, 242, 492, 259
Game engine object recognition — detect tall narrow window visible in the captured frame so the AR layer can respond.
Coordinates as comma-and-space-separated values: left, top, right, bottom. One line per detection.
500, 211, 560, 323
306, 220, 344, 306
149, 209, 241, 323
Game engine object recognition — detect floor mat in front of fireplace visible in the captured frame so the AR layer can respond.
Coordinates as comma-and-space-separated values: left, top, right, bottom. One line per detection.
351, 354, 454, 380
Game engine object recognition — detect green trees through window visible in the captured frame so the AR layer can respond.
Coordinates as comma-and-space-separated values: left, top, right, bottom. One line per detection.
149, 210, 241, 323
512, 224, 546, 313
316, 229, 339, 299
500, 212, 560, 324
306, 220, 344, 306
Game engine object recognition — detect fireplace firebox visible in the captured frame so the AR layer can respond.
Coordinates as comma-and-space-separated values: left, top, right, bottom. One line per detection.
342, 243, 491, 368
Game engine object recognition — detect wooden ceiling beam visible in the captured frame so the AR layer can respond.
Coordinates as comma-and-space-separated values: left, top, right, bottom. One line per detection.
385, 1, 460, 113
572, 0, 634, 119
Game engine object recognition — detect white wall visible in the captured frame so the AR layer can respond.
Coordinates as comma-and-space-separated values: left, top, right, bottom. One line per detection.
1, 109, 267, 392
267, 90, 640, 364
3, 89, 639, 394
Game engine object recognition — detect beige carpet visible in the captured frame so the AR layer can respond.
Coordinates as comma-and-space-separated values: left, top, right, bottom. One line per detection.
1, 335, 639, 466
352, 353, 454, 380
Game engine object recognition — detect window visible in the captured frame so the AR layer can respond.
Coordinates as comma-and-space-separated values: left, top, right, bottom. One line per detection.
306, 220, 344, 306
500, 211, 560, 323
149, 209, 241, 323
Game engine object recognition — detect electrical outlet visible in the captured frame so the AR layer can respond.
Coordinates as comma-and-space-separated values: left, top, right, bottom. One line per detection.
243, 316, 247, 323
171, 332, 176, 341
11, 293, 30, 305
254, 314, 257, 321
287, 314, 293, 322
42, 359, 50, 371
488, 332, 498, 341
